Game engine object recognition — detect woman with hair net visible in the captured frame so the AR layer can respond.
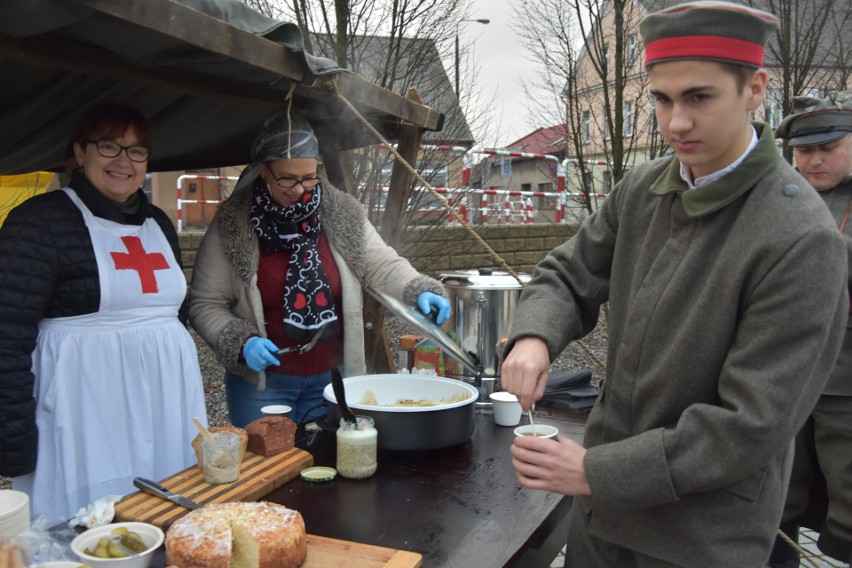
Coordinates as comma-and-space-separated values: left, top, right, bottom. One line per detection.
189, 109, 451, 426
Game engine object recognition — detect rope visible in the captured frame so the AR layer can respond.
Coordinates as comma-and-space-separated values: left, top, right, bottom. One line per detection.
325, 78, 606, 372
325, 78, 524, 286
776, 528, 822, 568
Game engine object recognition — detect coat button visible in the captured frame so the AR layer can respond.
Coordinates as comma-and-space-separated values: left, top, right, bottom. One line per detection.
783, 184, 800, 197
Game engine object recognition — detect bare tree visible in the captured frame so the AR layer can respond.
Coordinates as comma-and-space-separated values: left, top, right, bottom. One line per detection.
513, 0, 655, 217
241, 0, 497, 224
744, 0, 852, 161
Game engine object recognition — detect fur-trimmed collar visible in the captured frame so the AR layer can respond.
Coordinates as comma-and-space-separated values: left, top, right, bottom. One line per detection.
214, 181, 368, 284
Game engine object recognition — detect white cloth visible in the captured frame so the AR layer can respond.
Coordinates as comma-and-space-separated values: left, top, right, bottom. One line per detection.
13, 188, 207, 522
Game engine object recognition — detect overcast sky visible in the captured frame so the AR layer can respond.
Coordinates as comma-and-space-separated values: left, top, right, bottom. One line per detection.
464, 0, 542, 146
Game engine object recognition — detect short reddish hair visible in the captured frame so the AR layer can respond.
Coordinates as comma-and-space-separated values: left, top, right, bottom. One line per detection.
67, 102, 152, 156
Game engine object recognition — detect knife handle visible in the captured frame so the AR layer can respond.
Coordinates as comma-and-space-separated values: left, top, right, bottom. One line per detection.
133, 476, 175, 498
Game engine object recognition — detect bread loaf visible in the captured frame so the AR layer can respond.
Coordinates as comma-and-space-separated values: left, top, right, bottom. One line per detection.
245, 417, 296, 456
192, 425, 248, 468
165, 501, 306, 568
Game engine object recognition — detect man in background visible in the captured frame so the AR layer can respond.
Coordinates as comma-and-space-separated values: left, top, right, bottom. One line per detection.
770, 90, 852, 567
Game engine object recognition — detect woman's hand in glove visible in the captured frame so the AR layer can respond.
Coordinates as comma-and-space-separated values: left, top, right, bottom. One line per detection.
417, 291, 452, 325
242, 337, 281, 372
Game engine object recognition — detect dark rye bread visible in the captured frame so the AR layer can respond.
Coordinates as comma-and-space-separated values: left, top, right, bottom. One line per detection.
245, 416, 297, 456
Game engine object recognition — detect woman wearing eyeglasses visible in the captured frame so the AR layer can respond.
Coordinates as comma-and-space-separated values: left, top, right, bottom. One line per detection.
189, 109, 451, 427
0, 102, 207, 521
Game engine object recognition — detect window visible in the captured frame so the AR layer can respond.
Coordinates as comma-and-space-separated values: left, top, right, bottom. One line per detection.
649, 99, 660, 132
603, 171, 613, 194
582, 111, 591, 144
623, 101, 635, 137
627, 34, 638, 67
538, 182, 553, 192
602, 112, 611, 140
521, 183, 532, 192
582, 172, 595, 194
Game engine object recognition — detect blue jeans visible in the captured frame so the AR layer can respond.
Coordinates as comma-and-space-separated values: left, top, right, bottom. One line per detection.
225, 370, 331, 427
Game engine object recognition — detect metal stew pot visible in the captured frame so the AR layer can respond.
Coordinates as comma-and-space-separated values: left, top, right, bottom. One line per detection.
441, 268, 531, 394
323, 374, 479, 451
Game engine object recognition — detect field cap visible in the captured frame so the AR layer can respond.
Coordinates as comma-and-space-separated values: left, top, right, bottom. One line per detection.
775, 91, 852, 147
640, 1, 779, 68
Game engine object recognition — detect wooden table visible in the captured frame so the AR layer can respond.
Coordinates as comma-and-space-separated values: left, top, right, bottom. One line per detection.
265, 405, 587, 568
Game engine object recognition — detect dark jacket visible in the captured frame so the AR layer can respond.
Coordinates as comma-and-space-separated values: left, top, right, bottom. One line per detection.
816, 174, 852, 394
0, 173, 183, 477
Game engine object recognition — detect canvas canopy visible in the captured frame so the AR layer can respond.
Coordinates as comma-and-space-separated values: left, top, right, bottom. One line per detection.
0, 0, 444, 174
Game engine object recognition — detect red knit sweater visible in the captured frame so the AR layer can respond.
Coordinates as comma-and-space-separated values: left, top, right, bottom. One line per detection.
256, 231, 344, 375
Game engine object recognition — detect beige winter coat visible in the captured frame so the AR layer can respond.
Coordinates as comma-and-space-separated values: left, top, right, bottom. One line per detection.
189, 182, 444, 388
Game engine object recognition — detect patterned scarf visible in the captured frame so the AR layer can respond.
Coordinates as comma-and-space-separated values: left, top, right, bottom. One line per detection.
250, 181, 338, 342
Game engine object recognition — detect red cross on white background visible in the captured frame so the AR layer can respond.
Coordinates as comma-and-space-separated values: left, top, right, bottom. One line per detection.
110, 236, 169, 293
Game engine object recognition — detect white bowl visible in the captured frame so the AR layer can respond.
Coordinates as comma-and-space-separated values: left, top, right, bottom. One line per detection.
32, 562, 86, 568
70, 522, 164, 568
0, 490, 29, 520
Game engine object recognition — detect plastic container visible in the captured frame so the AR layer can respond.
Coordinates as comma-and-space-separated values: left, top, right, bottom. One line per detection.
201, 431, 241, 484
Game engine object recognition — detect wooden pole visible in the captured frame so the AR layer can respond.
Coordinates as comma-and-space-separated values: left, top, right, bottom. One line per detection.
363, 90, 425, 374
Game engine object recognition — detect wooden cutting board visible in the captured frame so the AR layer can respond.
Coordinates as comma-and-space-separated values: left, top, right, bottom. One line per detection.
114, 447, 313, 529
303, 535, 421, 568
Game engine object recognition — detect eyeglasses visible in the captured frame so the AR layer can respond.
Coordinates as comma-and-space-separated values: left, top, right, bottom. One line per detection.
88, 140, 150, 163
271, 175, 320, 191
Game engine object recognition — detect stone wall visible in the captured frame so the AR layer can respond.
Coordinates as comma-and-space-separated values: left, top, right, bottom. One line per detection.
179, 223, 581, 283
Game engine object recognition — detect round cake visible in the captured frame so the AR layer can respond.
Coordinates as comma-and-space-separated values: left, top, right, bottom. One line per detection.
165, 501, 307, 568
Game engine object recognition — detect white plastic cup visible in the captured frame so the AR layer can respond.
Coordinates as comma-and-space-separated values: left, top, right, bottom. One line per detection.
514, 424, 559, 439
489, 391, 523, 426
0, 490, 30, 540
261, 404, 292, 418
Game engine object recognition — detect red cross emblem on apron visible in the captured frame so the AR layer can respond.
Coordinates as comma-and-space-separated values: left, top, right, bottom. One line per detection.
110, 235, 170, 293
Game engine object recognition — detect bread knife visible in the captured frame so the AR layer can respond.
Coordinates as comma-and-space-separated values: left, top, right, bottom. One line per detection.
133, 477, 203, 510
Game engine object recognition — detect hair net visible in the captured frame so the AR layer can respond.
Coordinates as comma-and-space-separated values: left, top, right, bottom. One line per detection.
250, 110, 320, 162
234, 109, 321, 194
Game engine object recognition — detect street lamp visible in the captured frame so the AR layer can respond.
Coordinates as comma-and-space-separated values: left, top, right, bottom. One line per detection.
455, 18, 489, 97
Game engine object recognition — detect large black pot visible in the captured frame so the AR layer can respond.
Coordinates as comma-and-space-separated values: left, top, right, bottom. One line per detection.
322, 374, 479, 451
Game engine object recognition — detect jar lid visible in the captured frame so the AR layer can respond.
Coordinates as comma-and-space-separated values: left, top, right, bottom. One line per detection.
300, 466, 338, 482
440, 268, 530, 289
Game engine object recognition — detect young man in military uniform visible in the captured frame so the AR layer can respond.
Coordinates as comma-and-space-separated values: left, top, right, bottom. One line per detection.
500, 3, 849, 567
769, 90, 852, 567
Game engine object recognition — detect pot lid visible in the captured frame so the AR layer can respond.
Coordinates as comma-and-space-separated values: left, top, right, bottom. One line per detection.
440, 267, 530, 289
365, 285, 480, 376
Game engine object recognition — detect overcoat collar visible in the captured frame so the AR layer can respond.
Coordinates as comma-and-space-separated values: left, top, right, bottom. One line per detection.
649, 123, 780, 217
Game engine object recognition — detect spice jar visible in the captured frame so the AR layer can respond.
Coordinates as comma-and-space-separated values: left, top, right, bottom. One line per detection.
201, 431, 241, 484
336, 415, 377, 479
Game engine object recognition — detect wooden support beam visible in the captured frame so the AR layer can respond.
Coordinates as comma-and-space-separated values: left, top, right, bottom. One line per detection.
363, 90, 426, 375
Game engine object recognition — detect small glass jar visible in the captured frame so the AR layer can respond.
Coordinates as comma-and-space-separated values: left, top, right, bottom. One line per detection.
201, 431, 241, 484
336, 415, 377, 479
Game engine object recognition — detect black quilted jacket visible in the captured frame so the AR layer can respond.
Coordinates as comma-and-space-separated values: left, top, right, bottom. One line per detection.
0, 173, 184, 477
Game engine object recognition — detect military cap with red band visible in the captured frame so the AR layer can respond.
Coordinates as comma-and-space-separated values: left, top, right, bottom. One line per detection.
640, 1, 779, 68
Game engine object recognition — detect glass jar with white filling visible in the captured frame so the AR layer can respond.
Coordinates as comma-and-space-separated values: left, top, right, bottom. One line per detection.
336, 415, 377, 479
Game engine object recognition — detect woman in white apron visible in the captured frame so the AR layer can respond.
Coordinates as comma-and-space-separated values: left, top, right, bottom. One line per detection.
0, 103, 206, 522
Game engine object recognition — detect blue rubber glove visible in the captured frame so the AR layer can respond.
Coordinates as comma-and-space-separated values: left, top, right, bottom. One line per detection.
417, 291, 451, 325
242, 336, 281, 372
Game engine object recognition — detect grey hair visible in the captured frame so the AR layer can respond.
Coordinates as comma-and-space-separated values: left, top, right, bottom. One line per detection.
250, 109, 320, 162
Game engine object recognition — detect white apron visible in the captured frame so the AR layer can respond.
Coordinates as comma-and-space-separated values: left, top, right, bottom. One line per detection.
13, 188, 207, 522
